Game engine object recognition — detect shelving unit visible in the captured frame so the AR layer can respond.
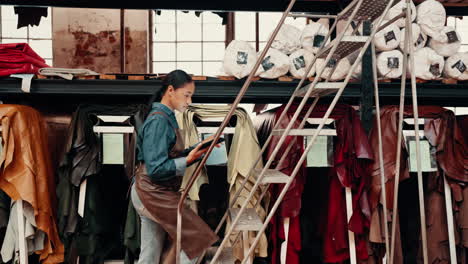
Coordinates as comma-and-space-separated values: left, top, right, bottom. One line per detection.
0, 77, 467, 106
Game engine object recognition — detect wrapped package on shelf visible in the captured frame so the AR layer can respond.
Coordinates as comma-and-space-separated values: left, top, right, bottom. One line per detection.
337, 19, 363, 36
413, 47, 445, 80
255, 48, 290, 79
374, 20, 401, 51
416, 0, 446, 39
223, 40, 257, 79
315, 57, 351, 81
377, 50, 404, 79
429, 26, 462, 57
444, 52, 468, 80
347, 50, 362, 80
301, 22, 330, 55
399, 23, 427, 52
271, 24, 302, 55
386, 0, 417, 28
288, 49, 316, 79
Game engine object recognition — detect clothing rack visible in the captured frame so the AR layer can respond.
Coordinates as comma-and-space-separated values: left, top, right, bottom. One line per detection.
401, 118, 458, 264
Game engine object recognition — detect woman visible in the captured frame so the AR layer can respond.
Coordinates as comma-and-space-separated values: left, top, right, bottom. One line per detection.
131, 70, 219, 264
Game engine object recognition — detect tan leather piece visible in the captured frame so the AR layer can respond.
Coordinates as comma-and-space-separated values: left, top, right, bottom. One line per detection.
0, 104, 64, 263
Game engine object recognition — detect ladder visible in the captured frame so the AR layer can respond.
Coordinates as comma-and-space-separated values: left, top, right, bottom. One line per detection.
175, 1, 430, 264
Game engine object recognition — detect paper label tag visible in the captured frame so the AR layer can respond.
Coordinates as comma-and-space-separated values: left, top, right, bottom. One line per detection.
446, 31, 459, 44
384, 31, 396, 44
387, 57, 400, 69
406, 137, 437, 172
452, 60, 467, 74
326, 58, 337, 68
305, 135, 334, 167
429, 64, 441, 77
237, 51, 248, 65
293, 56, 306, 70
201, 133, 228, 166
262, 56, 275, 71
102, 133, 124, 165
313, 35, 325, 48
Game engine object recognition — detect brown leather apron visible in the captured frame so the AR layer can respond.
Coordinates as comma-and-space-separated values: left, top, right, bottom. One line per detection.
135, 111, 218, 261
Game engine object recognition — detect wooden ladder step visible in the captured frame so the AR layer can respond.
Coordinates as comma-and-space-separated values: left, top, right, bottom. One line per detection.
229, 208, 263, 231
272, 128, 337, 136
253, 169, 290, 184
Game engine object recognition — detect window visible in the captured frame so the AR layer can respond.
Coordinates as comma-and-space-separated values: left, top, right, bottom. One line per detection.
447, 17, 468, 52
152, 11, 226, 76
0, 6, 53, 66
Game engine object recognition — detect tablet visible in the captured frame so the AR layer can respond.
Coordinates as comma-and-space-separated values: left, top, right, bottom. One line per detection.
199, 137, 225, 150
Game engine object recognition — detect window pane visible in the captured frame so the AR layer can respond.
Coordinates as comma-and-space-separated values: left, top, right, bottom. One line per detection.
203, 24, 225, 41
202, 12, 223, 24
203, 61, 222, 76
177, 62, 202, 75
2, 19, 28, 39
177, 23, 202, 41
259, 13, 281, 41
177, 43, 201, 61
153, 23, 176, 42
29, 39, 53, 59
203, 43, 225, 61
29, 8, 52, 38
154, 10, 176, 24
153, 62, 176, 74
235, 12, 256, 41
1, 38, 27, 44
176, 11, 201, 25
153, 42, 176, 61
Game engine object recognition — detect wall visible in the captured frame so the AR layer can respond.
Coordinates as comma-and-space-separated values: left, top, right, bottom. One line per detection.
52, 8, 148, 73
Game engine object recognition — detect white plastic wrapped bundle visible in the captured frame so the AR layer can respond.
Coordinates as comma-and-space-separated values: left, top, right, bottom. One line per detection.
337, 19, 363, 36
416, 0, 446, 39
301, 22, 330, 55
377, 50, 404, 79
271, 24, 302, 55
444, 53, 468, 80
223, 40, 257, 79
288, 49, 316, 79
255, 48, 290, 79
399, 23, 427, 52
347, 50, 362, 80
429, 27, 462, 57
386, 0, 416, 28
413, 47, 445, 80
315, 57, 351, 81
374, 20, 401, 51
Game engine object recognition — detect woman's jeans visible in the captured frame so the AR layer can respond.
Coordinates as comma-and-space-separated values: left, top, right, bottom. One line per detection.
131, 184, 196, 264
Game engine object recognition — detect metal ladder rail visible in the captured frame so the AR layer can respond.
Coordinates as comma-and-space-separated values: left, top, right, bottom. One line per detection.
390, 1, 429, 263
236, 2, 396, 263
371, 42, 391, 264
210, 0, 374, 262
195, 7, 342, 264
175, 1, 300, 263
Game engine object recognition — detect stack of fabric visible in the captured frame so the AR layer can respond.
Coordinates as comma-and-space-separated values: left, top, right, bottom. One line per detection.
0, 43, 49, 77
